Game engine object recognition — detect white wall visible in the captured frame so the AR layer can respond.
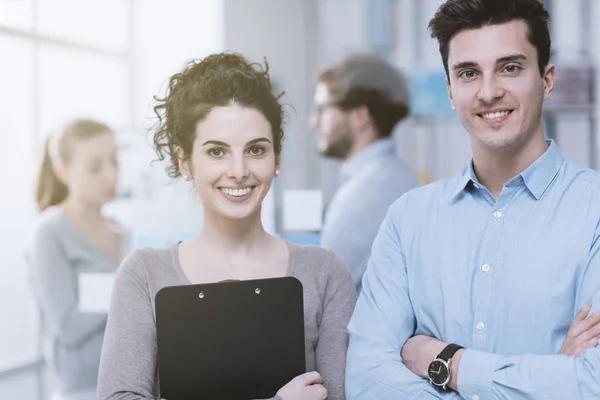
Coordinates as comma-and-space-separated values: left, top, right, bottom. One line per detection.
132, 0, 225, 129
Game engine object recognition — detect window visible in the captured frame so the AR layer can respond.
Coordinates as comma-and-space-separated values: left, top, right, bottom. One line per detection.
37, 0, 129, 53
0, 0, 133, 375
0, 35, 37, 370
0, 0, 34, 31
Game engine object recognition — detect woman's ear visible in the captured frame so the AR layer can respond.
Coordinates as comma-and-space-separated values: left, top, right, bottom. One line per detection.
53, 162, 69, 185
274, 155, 282, 177
176, 146, 192, 180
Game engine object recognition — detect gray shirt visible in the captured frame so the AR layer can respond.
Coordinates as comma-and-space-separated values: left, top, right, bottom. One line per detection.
27, 207, 129, 395
97, 241, 356, 400
321, 138, 419, 292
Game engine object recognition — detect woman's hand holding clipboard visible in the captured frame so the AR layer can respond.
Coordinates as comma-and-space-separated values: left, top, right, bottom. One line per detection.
275, 371, 327, 400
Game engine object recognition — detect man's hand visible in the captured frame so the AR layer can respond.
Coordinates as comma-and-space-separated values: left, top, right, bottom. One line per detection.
559, 304, 600, 356
401, 335, 447, 379
401, 335, 465, 391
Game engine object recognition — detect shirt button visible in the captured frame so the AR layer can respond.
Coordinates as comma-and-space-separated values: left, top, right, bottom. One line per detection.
472, 395, 480, 400
476, 322, 485, 331
493, 210, 502, 219
482, 264, 491, 272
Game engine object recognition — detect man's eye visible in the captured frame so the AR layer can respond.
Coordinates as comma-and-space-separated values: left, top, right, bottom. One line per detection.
460, 70, 476, 79
503, 65, 521, 74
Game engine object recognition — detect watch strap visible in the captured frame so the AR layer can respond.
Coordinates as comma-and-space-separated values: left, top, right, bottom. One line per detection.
437, 343, 464, 362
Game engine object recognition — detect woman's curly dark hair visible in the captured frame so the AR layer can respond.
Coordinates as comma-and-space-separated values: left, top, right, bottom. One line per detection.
151, 52, 285, 178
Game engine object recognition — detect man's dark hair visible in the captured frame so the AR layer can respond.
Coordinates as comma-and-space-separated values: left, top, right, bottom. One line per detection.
316, 56, 410, 138
428, 0, 551, 79
334, 88, 408, 139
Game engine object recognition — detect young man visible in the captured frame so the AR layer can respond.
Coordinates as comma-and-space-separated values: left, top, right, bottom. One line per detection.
310, 54, 419, 292
346, 0, 600, 399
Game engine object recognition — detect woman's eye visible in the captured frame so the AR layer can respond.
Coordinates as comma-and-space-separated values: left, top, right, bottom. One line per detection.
208, 148, 224, 157
248, 146, 265, 156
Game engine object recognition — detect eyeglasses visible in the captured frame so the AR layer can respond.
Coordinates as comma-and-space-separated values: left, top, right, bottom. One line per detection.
311, 103, 339, 117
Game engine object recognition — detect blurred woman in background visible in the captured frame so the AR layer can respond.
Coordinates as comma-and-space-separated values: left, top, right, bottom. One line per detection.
28, 119, 130, 400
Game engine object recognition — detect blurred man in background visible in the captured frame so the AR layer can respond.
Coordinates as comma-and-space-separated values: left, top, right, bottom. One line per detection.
310, 54, 419, 292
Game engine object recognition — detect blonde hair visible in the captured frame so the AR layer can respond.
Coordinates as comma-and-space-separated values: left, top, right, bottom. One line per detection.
35, 119, 113, 211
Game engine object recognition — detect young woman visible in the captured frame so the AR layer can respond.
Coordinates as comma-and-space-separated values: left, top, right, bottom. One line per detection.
96, 53, 357, 400
29, 119, 130, 400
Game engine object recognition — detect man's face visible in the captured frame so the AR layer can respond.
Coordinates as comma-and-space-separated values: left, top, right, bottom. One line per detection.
445, 19, 555, 155
309, 82, 354, 159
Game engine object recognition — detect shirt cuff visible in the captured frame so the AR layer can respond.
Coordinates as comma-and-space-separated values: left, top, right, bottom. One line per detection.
456, 348, 498, 400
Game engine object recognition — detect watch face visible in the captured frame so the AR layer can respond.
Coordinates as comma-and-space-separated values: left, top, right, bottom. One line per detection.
428, 360, 450, 385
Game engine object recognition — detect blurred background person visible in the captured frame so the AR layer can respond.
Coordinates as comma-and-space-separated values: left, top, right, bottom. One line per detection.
27, 119, 130, 400
310, 54, 419, 292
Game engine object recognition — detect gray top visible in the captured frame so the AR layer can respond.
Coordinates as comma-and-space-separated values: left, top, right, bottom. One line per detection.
27, 207, 130, 395
321, 138, 419, 292
97, 241, 356, 400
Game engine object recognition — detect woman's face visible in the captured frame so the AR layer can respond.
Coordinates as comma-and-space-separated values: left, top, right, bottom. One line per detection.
60, 132, 119, 207
180, 104, 280, 221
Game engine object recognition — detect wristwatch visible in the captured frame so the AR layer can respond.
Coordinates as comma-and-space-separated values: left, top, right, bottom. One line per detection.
427, 343, 464, 391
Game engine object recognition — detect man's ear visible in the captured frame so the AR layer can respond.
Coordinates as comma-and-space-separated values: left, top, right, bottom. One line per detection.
542, 63, 556, 101
350, 104, 371, 131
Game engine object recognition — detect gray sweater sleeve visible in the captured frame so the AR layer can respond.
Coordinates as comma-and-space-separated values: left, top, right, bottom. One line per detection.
29, 224, 107, 348
315, 253, 357, 400
97, 250, 163, 400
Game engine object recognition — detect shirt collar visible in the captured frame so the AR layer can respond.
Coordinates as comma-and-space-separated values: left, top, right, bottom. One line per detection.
519, 139, 564, 199
450, 160, 478, 200
450, 139, 564, 201
340, 137, 396, 183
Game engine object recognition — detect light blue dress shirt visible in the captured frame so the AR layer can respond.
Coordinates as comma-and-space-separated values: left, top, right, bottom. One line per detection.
321, 138, 418, 292
346, 140, 600, 399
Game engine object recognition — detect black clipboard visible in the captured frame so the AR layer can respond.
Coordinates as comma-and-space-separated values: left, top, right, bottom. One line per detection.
155, 276, 306, 400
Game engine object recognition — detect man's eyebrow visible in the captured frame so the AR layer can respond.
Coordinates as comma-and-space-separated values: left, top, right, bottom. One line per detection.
451, 54, 527, 71
451, 61, 478, 71
496, 54, 527, 64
